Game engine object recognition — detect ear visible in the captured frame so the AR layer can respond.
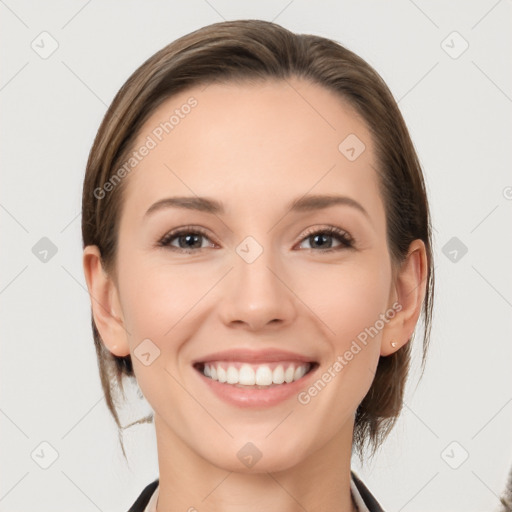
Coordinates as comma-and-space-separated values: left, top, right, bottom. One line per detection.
82, 245, 130, 357
381, 239, 428, 356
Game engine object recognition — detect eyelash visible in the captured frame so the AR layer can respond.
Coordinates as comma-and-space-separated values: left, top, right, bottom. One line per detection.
157, 225, 354, 254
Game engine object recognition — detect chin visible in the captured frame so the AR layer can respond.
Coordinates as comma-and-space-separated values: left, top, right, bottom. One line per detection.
199, 438, 311, 475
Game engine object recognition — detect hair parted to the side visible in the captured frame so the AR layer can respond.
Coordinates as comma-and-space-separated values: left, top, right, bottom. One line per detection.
82, 19, 434, 461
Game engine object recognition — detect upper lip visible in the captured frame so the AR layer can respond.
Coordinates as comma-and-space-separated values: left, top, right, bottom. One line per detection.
192, 348, 316, 365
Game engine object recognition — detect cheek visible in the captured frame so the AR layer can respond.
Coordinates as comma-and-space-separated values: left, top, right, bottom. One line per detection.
295, 255, 392, 347
118, 254, 206, 338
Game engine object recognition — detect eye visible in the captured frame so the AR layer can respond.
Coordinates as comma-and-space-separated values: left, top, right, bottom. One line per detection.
157, 226, 216, 253
157, 225, 354, 254
296, 226, 354, 252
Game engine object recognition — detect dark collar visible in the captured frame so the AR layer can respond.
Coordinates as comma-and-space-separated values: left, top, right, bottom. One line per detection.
127, 472, 385, 512
351, 471, 386, 511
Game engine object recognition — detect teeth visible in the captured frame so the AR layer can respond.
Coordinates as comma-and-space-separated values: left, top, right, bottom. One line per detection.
294, 365, 306, 380
239, 364, 255, 385
284, 366, 295, 383
217, 366, 227, 383
272, 365, 285, 384
255, 365, 273, 386
202, 362, 311, 386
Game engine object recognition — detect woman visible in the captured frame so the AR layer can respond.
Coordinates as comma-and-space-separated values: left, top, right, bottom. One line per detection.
82, 19, 434, 512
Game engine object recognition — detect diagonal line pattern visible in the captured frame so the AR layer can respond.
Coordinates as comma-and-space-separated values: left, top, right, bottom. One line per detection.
0, 203, 29, 233
404, 264, 437, 300
265, 409, 294, 438
61, 471, 104, 511
266, 472, 310, 511
201, 471, 233, 502
0, 0, 29, 28
398, 472, 439, 511
470, 205, 499, 233
472, 61, 512, 103
398, 62, 439, 103
471, 265, 512, 308
0, 408, 29, 438
408, 0, 439, 28
471, 397, 512, 439
61, 0, 93, 29
471, 470, 501, 500
0, 265, 28, 296
202, 0, 226, 20
471, 0, 503, 30
61, 396, 104, 439
61, 61, 108, 107
403, 402, 439, 438
271, 0, 295, 23
0, 62, 29, 92
0, 472, 29, 503
60, 211, 82, 233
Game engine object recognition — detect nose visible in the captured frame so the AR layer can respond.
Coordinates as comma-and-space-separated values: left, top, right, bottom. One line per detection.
217, 243, 297, 331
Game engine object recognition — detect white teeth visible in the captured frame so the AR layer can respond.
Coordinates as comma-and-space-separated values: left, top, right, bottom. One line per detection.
284, 366, 295, 383
226, 366, 238, 384
294, 365, 306, 380
272, 365, 285, 384
217, 366, 227, 383
201, 362, 311, 386
255, 366, 273, 386
238, 364, 255, 385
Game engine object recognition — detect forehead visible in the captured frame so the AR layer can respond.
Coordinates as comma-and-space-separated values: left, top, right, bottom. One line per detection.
121, 78, 383, 224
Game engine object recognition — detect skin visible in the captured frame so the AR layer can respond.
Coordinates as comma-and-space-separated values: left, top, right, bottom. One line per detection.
83, 78, 427, 512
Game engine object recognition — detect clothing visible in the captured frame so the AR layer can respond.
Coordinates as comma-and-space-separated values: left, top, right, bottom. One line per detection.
127, 471, 385, 512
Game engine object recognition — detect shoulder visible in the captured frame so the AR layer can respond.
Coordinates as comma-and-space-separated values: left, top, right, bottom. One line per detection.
127, 479, 159, 512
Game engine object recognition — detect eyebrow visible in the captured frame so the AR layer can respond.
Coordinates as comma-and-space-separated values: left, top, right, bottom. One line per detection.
144, 194, 370, 220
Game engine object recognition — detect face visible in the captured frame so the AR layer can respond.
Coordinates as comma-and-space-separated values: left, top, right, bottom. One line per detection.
96, 78, 406, 473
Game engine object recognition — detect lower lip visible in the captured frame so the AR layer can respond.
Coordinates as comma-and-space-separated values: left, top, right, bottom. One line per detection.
195, 365, 318, 408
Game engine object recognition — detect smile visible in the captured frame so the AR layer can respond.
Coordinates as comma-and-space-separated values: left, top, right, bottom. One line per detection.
194, 361, 316, 388
191, 348, 319, 407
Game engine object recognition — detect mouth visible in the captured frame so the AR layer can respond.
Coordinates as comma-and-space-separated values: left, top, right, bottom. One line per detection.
193, 360, 319, 389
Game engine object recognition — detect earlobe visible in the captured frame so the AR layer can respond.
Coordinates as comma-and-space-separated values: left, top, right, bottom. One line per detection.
380, 239, 428, 357
82, 245, 130, 357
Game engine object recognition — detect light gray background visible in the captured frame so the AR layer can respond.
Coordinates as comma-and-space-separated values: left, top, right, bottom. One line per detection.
1, 1, 511, 511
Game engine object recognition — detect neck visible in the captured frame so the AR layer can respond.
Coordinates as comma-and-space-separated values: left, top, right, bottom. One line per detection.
153, 413, 358, 512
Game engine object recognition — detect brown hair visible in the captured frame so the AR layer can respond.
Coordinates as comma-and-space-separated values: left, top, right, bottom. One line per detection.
82, 19, 434, 460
